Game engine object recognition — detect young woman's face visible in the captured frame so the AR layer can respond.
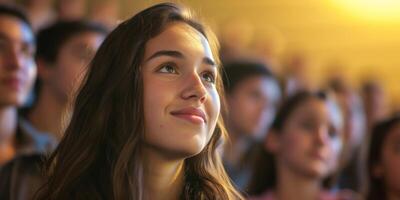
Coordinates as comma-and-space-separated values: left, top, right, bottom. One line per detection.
142, 22, 220, 159
375, 123, 400, 196
273, 98, 343, 179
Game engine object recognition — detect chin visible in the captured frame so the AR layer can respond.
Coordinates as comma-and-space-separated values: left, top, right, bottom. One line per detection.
305, 166, 329, 179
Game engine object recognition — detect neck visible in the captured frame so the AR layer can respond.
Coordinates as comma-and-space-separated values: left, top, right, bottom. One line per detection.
143, 147, 185, 200
28, 89, 67, 140
275, 163, 320, 200
0, 106, 18, 165
0, 107, 17, 141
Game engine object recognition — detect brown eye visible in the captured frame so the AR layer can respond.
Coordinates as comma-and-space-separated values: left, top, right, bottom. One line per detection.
158, 63, 178, 74
201, 71, 215, 84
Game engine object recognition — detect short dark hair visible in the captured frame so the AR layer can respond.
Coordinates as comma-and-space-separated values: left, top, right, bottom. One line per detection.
0, 4, 32, 30
36, 20, 109, 63
222, 61, 275, 94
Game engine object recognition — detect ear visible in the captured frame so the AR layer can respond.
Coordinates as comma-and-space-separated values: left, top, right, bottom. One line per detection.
264, 129, 280, 154
36, 58, 54, 81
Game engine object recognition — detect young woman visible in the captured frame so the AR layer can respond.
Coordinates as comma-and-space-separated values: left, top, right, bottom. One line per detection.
35, 3, 242, 200
367, 114, 400, 200
248, 91, 355, 200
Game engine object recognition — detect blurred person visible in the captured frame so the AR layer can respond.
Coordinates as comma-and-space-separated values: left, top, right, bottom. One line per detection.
362, 80, 389, 131
34, 3, 243, 199
248, 91, 357, 200
222, 61, 281, 191
281, 52, 313, 97
55, 0, 86, 21
0, 21, 107, 199
88, 0, 119, 30
18, 0, 55, 32
0, 4, 55, 166
366, 114, 400, 200
27, 20, 108, 140
219, 18, 255, 63
329, 77, 367, 192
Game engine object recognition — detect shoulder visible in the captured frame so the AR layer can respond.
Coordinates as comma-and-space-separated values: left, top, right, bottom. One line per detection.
0, 154, 46, 200
18, 117, 58, 154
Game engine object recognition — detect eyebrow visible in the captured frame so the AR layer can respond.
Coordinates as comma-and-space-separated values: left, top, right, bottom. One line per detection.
0, 32, 34, 46
145, 50, 216, 67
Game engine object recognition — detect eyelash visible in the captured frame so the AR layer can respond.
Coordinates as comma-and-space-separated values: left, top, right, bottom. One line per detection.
156, 63, 217, 84
157, 63, 178, 74
201, 71, 216, 84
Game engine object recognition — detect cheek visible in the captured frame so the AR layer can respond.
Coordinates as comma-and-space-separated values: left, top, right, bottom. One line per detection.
206, 89, 220, 130
230, 96, 258, 122
326, 139, 343, 169
25, 61, 37, 90
280, 130, 310, 157
27, 61, 37, 85
144, 82, 169, 119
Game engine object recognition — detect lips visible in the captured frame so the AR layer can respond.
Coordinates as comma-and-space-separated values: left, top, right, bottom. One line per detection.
1, 76, 24, 90
170, 107, 207, 124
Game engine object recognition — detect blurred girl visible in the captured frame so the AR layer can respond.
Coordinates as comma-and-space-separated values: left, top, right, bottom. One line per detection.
248, 91, 351, 200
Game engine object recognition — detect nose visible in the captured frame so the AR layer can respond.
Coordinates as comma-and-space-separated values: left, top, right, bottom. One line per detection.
315, 126, 329, 146
181, 72, 207, 104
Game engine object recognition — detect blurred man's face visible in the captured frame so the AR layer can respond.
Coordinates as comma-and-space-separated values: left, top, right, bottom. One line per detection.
0, 15, 36, 107
227, 76, 280, 140
42, 31, 105, 103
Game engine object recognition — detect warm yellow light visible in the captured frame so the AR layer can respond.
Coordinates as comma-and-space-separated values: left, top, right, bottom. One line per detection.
333, 0, 400, 22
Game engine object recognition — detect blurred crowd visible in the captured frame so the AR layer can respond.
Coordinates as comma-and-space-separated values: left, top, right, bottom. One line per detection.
0, 1, 399, 200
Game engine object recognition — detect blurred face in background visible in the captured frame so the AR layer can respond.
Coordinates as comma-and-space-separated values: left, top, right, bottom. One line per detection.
268, 97, 343, 179
40, 31, 105, 103
337, 91, 366, 153
227, 76, 280, 140
0, 15, 36, 107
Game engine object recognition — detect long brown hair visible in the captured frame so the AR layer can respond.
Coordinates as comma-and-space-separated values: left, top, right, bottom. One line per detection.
35, 3, 242, 200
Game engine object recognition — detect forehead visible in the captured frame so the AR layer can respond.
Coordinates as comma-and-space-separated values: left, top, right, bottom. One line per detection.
144, 22, 214, 60
0, 15, 34, 44
291, 98, 342, 127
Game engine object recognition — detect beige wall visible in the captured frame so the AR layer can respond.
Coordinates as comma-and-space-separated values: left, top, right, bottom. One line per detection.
119, 0, 400, 105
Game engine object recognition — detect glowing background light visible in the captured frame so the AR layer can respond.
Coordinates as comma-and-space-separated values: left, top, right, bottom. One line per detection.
333, 0, 400, 23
